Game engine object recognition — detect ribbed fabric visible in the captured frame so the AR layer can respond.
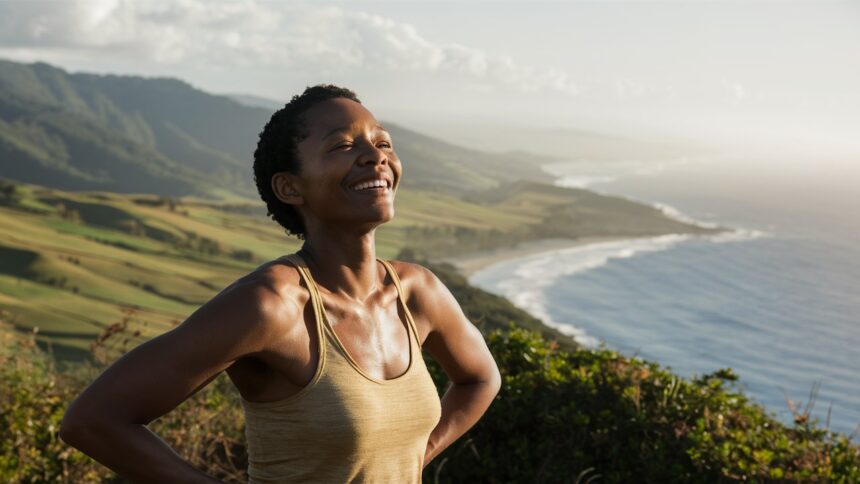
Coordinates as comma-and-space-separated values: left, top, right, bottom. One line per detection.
240, 253, 442, 483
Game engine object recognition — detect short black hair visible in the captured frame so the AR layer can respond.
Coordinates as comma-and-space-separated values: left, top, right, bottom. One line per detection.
253, 84, 361, 239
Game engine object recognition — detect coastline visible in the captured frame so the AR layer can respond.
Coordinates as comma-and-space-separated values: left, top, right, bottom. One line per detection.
437, 235, 639, 279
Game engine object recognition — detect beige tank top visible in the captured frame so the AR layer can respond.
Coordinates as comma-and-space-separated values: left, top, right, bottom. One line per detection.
240, 253, 442, 483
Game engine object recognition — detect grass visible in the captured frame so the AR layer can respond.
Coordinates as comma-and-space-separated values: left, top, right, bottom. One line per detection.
0, 178, 718, 361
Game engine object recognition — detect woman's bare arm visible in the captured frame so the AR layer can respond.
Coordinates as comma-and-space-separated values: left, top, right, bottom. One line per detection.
59, 276, 294, 482
405, 264, 502, 468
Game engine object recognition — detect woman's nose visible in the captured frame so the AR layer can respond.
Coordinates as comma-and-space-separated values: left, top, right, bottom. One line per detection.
357, 142, 389, 166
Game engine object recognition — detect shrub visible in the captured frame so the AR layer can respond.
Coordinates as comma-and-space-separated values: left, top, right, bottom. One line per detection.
0, 329, 113, 483
2, 308, 858, 482
0, 320, 247, 483
422, 326, 860, 483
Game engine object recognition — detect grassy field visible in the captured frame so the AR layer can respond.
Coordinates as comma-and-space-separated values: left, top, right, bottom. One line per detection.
0, 178, 724, 361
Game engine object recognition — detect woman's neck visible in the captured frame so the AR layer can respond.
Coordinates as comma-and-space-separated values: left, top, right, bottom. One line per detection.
297, 230, 380, 304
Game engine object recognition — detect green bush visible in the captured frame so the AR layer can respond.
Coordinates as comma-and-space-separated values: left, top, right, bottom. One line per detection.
0, 330, 113, 483
0, 325, 247, 483
422, 326, 860, 483
2, 310, 858, 482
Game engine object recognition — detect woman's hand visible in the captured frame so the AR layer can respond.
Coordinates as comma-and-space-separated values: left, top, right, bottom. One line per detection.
59, 276, 288, 482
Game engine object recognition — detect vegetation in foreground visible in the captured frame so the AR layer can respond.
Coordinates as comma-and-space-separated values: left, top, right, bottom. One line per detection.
3, 321, 859, 483
2, 256, 858, 483
424, 327, 860, 483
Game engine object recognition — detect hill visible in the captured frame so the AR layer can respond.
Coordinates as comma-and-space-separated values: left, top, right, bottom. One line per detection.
0, 58, 726, 359
0, 58, 555, 200
0, 177, 723, 359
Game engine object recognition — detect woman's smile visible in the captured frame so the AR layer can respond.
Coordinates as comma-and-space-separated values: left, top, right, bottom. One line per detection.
350, 185, 391, 197
347, 172, 394, 198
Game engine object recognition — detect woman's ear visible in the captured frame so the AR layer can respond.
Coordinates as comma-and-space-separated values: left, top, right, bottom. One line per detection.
271, 172, 304, 206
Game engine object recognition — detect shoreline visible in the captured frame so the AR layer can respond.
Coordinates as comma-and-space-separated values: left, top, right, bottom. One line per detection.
436, 235, 640, 279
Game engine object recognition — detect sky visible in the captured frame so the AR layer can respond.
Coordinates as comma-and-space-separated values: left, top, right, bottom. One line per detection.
0, 0, 858, 158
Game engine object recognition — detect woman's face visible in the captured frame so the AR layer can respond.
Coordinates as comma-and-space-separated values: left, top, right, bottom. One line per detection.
278, 97, 402, 235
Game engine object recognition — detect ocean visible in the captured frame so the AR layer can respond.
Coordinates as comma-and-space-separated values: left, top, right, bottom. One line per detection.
469, 153, 860, 437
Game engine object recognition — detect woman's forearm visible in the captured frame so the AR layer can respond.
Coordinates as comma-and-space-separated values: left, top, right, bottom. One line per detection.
60, 420, 220, 483
423, 378, 500, 467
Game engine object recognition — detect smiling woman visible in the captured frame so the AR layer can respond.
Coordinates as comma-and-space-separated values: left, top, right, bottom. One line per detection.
251, 85, 400, 240
58, 84, 501, 483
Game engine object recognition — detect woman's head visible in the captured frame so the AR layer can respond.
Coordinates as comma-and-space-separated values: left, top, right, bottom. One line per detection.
253, 84, 400, 239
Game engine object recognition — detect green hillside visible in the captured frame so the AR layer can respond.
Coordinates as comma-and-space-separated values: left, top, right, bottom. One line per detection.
406, 179, 723, 258
0, 176, 723, 360
0, 58, 554, 200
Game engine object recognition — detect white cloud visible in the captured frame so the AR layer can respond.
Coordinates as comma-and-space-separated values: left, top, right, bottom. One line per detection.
613, 77, 647, 100
720, 78, 748, 104
0, 0, 579, 95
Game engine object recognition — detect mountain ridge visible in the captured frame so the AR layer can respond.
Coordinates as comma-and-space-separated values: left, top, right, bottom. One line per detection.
0, 59, 557, 200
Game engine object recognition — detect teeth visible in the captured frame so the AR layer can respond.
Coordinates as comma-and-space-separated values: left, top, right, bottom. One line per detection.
351, 179, 388, 191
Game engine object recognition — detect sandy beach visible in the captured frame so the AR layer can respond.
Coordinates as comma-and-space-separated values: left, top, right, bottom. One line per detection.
437, 235, 636, 278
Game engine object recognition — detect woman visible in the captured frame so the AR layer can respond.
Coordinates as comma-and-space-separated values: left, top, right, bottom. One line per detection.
59, 84, 502, 483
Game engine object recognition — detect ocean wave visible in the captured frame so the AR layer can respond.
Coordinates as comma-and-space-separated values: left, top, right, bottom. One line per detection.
540, 156, 705, 190
471, 234, 693, 347
649, 201, 769, 243
708, 228, 769, 243
651, 201, 721, 229
553, 175, 616, 189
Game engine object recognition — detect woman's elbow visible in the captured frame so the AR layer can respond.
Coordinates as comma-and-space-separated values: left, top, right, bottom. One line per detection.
59, 399, 112, 450
484, 361, 502, 397
59, 406, 96, 448
491, 366, 502, 395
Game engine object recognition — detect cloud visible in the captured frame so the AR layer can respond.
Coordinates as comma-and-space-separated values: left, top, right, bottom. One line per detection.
0, 0, 579, 95
720, 78, 748, 104
613, 78, 648, 100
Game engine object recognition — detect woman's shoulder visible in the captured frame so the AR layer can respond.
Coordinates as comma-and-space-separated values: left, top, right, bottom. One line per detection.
384, 259, 474, 343
385, 259, 435, 289
383, 259, 452, 311
250, 254, 306, 288
217, 255, 310, 332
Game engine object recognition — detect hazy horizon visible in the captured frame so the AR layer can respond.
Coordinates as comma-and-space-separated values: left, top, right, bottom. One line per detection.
0, 0, 857, 162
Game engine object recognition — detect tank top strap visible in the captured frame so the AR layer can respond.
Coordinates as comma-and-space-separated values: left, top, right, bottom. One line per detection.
279, 253, 328, 362
284, 252, 378, 360
377, 258, 423, 350
283, 253, 421, 353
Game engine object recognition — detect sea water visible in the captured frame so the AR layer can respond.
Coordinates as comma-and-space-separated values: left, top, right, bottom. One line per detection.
470, 153, 860, 436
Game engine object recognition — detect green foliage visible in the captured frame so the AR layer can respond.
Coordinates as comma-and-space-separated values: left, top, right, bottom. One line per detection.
422, 326, 860, 483
0, 178, 21, 206
3, 314, 860, 483
0, 329, 113, 483
175, 231, 225, 256
0, 318, 247, 483
145, 374, 248, 483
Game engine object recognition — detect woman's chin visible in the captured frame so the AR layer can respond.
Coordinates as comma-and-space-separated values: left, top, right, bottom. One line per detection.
348, 207, 395, 230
